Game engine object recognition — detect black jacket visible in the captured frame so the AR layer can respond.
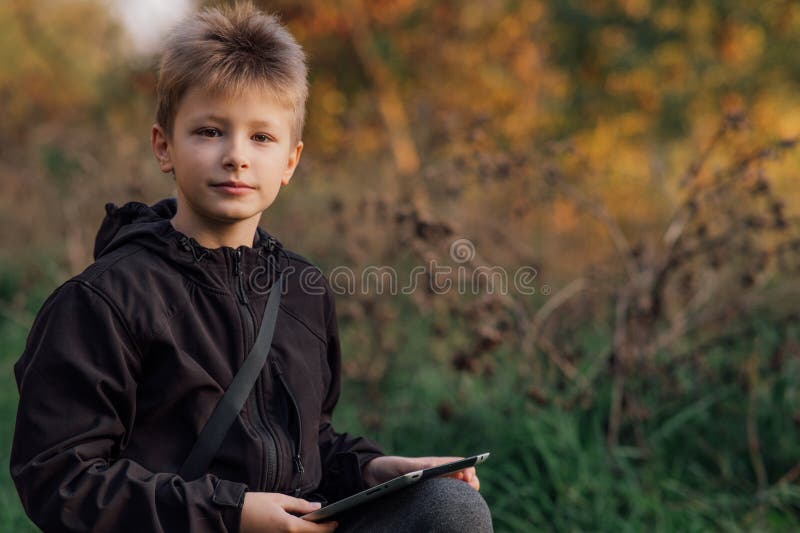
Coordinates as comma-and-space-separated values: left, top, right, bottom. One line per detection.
10, 198, 384, 532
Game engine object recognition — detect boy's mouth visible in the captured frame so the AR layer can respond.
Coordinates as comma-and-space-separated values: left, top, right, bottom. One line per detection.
211, 181, 255, 189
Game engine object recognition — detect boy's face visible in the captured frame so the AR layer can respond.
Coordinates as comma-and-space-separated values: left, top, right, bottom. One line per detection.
151, 85, 303, 235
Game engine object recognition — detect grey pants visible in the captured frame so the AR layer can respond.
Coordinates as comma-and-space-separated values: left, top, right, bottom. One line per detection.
334, 477, 494, 533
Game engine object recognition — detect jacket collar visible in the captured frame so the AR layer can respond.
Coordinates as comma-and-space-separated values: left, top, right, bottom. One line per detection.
93, 197, 287, 290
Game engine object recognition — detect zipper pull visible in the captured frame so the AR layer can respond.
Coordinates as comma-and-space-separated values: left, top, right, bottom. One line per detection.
234, 249, 249, 305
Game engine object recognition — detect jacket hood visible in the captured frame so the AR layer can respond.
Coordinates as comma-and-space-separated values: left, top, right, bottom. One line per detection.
93, 198, 286, 282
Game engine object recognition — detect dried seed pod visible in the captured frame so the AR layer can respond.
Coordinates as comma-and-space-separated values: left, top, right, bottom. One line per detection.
526, 387, 548, 406
750, 178, 770, 196
437, 401, 454, 422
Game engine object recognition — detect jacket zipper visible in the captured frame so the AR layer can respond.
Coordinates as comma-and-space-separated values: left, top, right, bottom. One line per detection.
272, 360, 305, 496
233, 248, 279, 491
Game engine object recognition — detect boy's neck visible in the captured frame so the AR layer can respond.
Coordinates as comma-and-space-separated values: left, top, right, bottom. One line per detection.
170, 211, 262, 250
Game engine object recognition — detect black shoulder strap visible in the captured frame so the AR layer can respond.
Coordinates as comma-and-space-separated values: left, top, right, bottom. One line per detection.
179, 273, 283, 481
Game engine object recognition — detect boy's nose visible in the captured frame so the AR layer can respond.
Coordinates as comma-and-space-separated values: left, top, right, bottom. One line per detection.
222, 153, 249, 170
222, 142, 250, 170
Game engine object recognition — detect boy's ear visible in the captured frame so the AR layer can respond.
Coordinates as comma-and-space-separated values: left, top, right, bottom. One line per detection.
281, 141, 304, 186
151, 123, 174, 174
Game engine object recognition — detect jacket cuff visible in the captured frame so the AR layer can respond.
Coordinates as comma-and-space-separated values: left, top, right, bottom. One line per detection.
357, 451, 386, 489
212, 479, 248, 532
330, 450, 385, 497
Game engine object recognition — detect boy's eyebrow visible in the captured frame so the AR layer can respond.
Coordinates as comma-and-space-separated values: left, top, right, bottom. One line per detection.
247, 120, 277, 128
193, 114, 276, 128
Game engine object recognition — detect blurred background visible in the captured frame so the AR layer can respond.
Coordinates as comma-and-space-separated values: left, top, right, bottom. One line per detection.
2, 0, 800, 530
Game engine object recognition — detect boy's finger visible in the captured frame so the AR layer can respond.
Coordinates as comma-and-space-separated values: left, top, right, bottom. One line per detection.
288, 515, 338, 532
447, 467, 475, 482
277, 494, 323, 514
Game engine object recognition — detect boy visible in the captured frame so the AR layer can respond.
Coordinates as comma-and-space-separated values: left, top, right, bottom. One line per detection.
10, 3, 492, 532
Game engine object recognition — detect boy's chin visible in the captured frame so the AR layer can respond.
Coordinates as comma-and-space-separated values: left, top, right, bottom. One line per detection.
209, 208, 265, 224
185, 203, 259, 225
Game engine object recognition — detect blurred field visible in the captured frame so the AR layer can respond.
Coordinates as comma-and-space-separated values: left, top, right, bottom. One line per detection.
2, 0, 800, 531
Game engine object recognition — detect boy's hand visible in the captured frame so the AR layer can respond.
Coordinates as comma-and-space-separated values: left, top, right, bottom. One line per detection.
362, 456, 481, 491
240, 492, 337, 532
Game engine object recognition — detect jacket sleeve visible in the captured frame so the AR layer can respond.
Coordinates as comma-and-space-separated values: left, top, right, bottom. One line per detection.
315, 281, 385, 503
10, 280, 247, 533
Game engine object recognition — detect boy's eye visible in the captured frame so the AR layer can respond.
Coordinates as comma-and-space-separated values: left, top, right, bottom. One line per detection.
252, 133, 272, 143
198, 128, 221, 137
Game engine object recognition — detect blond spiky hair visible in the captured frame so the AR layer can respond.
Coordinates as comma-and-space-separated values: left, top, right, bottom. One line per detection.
155, 2, 308, 144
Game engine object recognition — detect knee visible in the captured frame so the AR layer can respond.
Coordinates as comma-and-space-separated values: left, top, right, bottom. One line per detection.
409, 477, 493, 533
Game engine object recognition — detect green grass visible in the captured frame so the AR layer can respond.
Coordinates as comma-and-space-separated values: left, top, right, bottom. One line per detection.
334, 307, 800, 533
1, 320, 38, 532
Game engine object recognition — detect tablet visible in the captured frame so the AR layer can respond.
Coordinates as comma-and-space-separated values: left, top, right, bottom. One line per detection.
301, 452, 490, 522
